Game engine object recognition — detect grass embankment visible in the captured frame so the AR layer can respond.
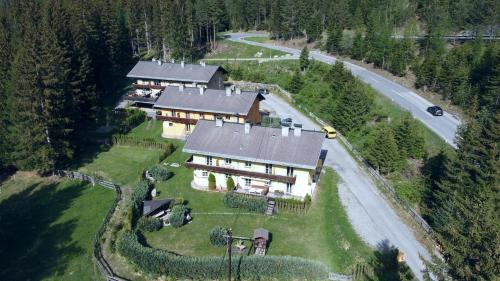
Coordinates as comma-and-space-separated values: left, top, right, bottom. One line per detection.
0, 174, 114, 281
215, 59, 450, 207
243, 36, 272, 43
204, 39, 289, 59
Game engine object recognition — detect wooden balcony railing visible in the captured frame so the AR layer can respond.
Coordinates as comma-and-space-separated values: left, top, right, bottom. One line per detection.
132, 83, 165, 90
185, 157, 296, 184
156, 115, 199, 125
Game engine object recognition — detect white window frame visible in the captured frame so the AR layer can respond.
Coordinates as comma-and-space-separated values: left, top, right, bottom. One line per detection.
244, 178, 251, 187
245, 161, 251, 168
287, 167, 294, 177
202, 171, 208, 177
265, 164, 273, 174
286, 183, 293, 193
225, 158, 232, 165
206, 156, 213, 166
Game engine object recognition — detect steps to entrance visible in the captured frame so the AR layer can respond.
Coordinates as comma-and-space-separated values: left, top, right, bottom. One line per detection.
266, 199, 276, 215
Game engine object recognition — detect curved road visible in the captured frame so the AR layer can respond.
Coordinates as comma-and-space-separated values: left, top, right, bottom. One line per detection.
227, 33, 460, 148
260, 94, 431, 280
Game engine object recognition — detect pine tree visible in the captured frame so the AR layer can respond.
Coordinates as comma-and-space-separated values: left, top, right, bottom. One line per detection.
326, 61, 355, 94
326, 23, 343, 54
332, 83, 373, 133
269, 0, 284, 39
351, 30, 365, 60
365, 124, 401, 174
289, 68, 303, 94
0, 19, 11, 168
299, 46, 310, 71
394, 115, 425, 159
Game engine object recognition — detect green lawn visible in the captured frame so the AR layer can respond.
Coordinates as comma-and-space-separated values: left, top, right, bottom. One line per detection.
143, 140, 372, 274
243, 36, 272, 43
204, 40, 289, 59
0, 174, 114, 281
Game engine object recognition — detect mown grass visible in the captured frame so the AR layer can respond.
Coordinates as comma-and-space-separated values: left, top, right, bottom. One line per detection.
0, 174, 114, 281
204, 39, 289, 59
143, 140, 373, 274
243, 36, 271, 43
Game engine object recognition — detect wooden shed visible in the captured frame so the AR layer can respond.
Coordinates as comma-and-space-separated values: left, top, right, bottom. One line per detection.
252, 228, 269, 256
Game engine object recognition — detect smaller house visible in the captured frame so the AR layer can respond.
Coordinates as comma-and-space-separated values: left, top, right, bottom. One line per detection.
252, 228, 269, 256
124, 60, 226, 107
142, 199, 172, 218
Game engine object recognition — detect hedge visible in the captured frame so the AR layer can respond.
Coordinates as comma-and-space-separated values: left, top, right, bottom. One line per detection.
137, 216, 162, 232
131, 180, 151, 210
169, 205, 186, 228
148, 165, 172, 181
223, 192, 267, 213
209, 226, 228, 247
117, 231, 329, 280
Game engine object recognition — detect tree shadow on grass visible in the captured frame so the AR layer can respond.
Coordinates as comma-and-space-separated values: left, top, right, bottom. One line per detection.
0, 181, 86, 280
365, 239, 416, 281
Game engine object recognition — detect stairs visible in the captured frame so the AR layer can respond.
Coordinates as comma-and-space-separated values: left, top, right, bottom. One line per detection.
266, 199, 275, 216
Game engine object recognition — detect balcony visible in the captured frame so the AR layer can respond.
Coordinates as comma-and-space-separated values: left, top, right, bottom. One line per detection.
132, 83, 165, 90
123, 92, 158, 104
185, 157, 296, 184
156, 114, 199, 125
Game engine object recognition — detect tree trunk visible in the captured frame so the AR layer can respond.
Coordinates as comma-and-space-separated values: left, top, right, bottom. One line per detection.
144, 11, 151, 55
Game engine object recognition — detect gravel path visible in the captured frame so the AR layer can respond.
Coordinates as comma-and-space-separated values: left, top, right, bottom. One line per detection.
260, 94, 431, 280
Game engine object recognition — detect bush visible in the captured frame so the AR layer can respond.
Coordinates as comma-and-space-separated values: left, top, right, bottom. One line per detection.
174, 197, 185, 205
148, 165, 172, 181
304, 194, 312, 204
158, 143, 175, 162
208, 173, 216, 190
137, 216, 162, 232
116, 108, 146, 134
209, 226, 228, 247
223, 192, 267, 213
131, 181, 151, 210
117, 231, 329, 280
169, 205, 186, 228
226, 177, 235, 191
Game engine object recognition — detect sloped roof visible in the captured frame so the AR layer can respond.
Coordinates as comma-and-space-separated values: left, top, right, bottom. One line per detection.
183, 120, 325, 169
154, 86, 262, 115
127, 61, 224, 83
142, 199, 172, 216
253, 228, 269, 240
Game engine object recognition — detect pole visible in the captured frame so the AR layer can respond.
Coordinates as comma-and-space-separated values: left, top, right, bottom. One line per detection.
227, 228, 232, 281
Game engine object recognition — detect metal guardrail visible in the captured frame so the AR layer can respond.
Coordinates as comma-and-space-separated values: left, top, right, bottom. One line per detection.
235, 81, 435, 237
56, 170, 128, 281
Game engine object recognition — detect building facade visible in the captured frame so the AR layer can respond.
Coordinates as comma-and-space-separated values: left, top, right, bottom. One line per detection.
183, 120, 325, 200
154, 86, 262, 139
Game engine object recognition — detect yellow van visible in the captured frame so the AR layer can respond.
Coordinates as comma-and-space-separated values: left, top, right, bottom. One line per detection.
321, 126, 337, 139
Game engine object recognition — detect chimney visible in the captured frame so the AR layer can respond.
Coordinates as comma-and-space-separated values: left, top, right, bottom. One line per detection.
171, 59, 175, 63
235, 86, 241, 95
225, 86, 232, 96
200, 61, 206, 67
281, 124, 290, 137
181, 60, 185, 68
179, 84, 184, 92
293, 123, 302, 137
215, 117, 223, 127
157, 60, 162, 66
152, 58, 156, 62
199, 87, 205, 95
244, 122, 251, 134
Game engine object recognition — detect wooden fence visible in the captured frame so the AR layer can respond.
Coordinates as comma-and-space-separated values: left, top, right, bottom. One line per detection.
274, 199, 310, 214
56, 170, 128, 281
235, 81, 436, 237
112, 135, 172, 150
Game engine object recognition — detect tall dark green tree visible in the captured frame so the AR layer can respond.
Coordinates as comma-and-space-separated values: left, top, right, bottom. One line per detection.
299, 46, 310, 71
332, 83, 373, 133
393, 115, 425, 159
365, 124, 401, 174
351, 30, 365, 60
0, 19, 11, 168
289, 68, 303, 93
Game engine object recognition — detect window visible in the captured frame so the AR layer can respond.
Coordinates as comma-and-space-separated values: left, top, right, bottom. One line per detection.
287, 167, 294, 177
202, 171, 208, 177
225, 158, 232, 165
154, 81, 160, 86
206, 156, 213, 166
168, 122, 173, 127
200, 113, 205, 119
245, 161, 252, 168
224, 115, 231, 120
265, 164, 273, 174
186, 124, 191, 132
225, 174, 232, 179
171, 110, 175, 116
244, 178, 251, 186
286, 183, 293, 193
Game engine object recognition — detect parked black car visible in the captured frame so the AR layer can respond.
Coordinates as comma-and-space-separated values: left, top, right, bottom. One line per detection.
427, 106, 443, 116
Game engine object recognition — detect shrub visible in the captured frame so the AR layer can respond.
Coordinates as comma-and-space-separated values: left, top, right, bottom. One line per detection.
117, 231, 329, 280
131, 181, 151, 210
158, 143, 175, 162
148, 165, 172, 181
223, 192, 267, 213
174, 197, 185, 205
209, 226, 228, 247
208, 173, 216, 190
116, 108, 146, 134
169, 205, 186, 228
137, 216, 162, 232
226, 177, 235, 191
304, 194, 312, 204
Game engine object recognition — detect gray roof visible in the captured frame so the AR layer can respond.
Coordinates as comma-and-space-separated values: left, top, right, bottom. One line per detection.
253, 228, 269, 240
183, 120, 324, 169
143, 199, 172, 216
127, 61, 223, 83
154, 86, 261, 115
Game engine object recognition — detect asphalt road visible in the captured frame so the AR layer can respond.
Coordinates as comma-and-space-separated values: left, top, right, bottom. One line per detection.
227, 33, 460, 148
260, 94, 431, 280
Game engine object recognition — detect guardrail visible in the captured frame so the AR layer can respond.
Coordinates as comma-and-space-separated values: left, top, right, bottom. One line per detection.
235, 81, 435, 237
56, 170, 128, 281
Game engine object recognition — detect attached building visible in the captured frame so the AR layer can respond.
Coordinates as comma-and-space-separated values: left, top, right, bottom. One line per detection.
183, 120, 325, 200
154, 86, 263, 139
124, 60, 226, 106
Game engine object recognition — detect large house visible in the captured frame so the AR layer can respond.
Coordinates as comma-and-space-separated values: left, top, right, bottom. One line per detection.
154, 85, 263, 139
183, 119, 325, 200
124, 60, 226, 106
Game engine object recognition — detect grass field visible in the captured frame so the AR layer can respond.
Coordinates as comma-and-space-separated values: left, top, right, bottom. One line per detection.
243, 36, 271, 43
0, 174, 114, 281
204, 39, 289, 59
142, 139, 373, 273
